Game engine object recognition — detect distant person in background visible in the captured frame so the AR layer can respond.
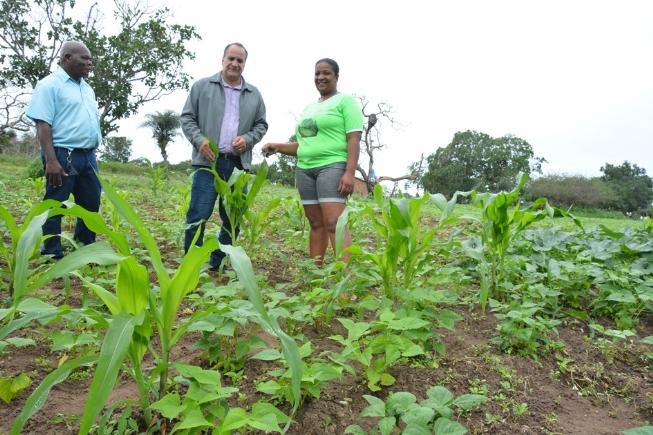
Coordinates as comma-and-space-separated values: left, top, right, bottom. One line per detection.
26, 40, 102, 261
180, 42, 268, 272
262, 58, 363, 266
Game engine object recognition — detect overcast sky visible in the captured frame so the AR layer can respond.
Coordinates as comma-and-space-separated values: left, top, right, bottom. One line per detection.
98, 0, 653, 181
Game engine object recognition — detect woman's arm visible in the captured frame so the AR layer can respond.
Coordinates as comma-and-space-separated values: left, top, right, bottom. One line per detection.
339, 131, 362, 195
261, 142, 299, 157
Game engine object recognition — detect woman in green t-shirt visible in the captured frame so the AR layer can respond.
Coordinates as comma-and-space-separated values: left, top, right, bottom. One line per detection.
262, 58, 363, 266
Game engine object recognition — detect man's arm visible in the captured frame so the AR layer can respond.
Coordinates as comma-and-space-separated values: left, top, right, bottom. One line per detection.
180, 83, 203, 150
36, 120, 67, 187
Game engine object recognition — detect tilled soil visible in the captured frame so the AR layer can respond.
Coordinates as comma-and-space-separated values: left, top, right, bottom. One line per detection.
1, 273, 651, 435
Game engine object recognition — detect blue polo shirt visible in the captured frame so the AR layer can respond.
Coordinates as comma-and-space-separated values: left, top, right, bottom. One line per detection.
26, 67, 101, 150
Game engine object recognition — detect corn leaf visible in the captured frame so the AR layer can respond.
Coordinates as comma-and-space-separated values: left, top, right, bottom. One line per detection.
221, 244, 302, 421
98, 176, 170, 290
12, 210, 48, 300
78, 312, 144, 435
25, 242, 126, 298
116, 257, 149, 316
11, 355, 97, 435
162, 239, 217, 341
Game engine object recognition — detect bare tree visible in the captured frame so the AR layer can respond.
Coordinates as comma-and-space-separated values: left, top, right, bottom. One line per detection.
0, 87, 31, 136
354, 94, 424, 193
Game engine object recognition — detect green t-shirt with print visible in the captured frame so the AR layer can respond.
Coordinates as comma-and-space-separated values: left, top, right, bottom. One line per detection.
295, 93, 363, 169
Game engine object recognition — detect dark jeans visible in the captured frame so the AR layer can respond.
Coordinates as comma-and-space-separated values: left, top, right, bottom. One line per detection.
184, 158, 247, 269
41, 147, 101, 260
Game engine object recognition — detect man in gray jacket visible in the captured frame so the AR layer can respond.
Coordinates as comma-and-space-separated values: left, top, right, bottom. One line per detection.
181, 42, 268, 272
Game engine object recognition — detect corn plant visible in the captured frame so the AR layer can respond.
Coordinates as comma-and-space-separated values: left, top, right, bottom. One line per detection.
10, 176, 303, 434
336, 184, 460, 299
203, 137, 271, 245
437, 172, 583, 309
242, 195, 281, 255
0, 201, 124, 299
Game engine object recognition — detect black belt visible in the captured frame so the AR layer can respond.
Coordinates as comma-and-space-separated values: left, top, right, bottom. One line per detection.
56, 147, 96, 153
218, 152, 239, 161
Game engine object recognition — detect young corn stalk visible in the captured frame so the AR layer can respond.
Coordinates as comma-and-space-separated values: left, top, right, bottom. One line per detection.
336, 184, 460, 300
10, 176, 303, 434
444, 172, 583, 310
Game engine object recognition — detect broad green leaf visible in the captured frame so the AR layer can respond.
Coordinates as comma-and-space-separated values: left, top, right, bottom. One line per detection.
433, 417, 468, 435
173, 362, 222, 385
250, 349, 283, 361
218, 407, 250, 432
5, 337, 35, 347
386, 392, 417, 415
150, 393, 184, 419
426, 386, 454, 406
0, 373, 31, 404
344, 424, 367, 435
247, 412, 282, 432
360, 394, 386, 417
172, 409, 213, 433
251, 402, 290, 424
622, 427, 653, 435
344, 425, 366, 435
378, 416, 396, 435
453, 394, 488, 410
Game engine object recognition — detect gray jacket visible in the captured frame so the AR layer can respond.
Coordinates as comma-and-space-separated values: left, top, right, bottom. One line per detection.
180, 73, 268, 170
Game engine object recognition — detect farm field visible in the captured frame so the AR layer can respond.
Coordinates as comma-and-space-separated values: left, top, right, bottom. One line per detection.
1, 155, 652, 435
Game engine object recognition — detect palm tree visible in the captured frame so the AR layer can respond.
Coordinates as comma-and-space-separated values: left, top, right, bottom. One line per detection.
139, 110, 181, 165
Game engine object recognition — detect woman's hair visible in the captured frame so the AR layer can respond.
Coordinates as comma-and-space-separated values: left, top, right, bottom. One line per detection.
315, 58, 339, 75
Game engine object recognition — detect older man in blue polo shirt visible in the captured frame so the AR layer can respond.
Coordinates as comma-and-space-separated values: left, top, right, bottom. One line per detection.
26, 40, 102, 261
181, 42, 268, 273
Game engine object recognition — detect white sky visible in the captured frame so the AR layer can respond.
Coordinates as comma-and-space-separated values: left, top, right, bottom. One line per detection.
97, 0, 653, 180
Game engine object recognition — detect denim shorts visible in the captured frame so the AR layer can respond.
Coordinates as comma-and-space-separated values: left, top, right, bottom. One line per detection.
296, 162, 347, 205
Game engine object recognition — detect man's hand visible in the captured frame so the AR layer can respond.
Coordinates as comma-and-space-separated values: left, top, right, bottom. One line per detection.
45, 160, 67, 188
233, 136, 247, 154
199, 140, 215, 161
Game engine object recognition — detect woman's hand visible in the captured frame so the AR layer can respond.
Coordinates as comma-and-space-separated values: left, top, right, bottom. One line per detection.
339, 172, 355, 196
261, 143, 278, 157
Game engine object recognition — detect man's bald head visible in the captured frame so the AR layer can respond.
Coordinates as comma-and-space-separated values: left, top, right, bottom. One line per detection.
60, 41, 93, 82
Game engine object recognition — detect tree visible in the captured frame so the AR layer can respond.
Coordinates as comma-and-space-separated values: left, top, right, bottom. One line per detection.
139, 110, 181, 165
0, 0, 200, 136
600, 161, 653, 213
355, 95, 423, 193
415, 130, 546, 198
100, 136, 133, 163
266, 134, 297, 186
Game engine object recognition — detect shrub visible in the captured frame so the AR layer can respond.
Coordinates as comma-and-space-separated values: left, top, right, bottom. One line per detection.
524, 173, 617, 209
24, 157, 44, 179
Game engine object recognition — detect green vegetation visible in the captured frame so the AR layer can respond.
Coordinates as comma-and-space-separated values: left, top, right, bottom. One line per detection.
0, 154, 651, 434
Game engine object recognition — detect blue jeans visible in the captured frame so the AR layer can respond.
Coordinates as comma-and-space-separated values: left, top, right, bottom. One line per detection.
41, 147, 101, 260
184, 158, 247, 269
